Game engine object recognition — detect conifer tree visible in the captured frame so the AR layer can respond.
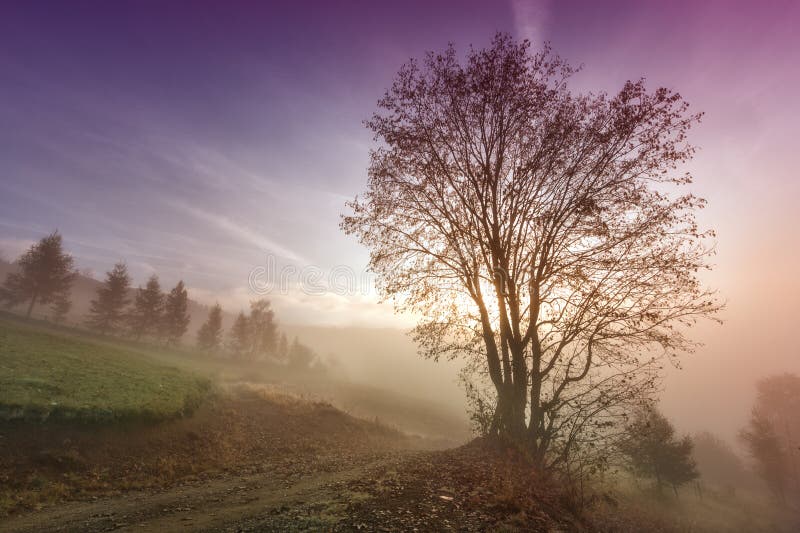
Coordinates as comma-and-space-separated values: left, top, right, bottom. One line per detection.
288, 337, 316, 369
128, 274, 164, 340
277, 332, 289, 361
50, 293, 72, 324
248, 298, 277, 359
162, 280, 190, 345
196, 303, 223, 351
85, 262, 131, 335
0, 231, 76, 318
228, 311, 250, 359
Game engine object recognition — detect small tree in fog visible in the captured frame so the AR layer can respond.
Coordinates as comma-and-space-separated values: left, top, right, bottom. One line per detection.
127, 274, 164, 340
0, 231, 76, 318
740, 410, 791, 503
228, 311, 251, 359
197, 303, 224, 351
85, 262, 131, 335
463, 376, 498, 437
50, 293, 72, 324
162, 280, 190, 345
620, 406, 698, 496
342, 34, 721, 466
277, 332, 289, 361
752, 374, 800, 497
692, 431, 751, 491
739, 374, 800, 503
287, 337, 316, 370
248, 299, 278, 359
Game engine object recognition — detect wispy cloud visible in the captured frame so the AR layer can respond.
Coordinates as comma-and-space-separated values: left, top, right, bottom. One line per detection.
0, 237, 35, 261
511, 0, 551, 45
166, 199, 307, 263
189, 282, 412, 328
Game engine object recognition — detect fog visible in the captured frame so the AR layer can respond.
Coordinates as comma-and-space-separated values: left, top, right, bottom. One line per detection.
281, 324, 467, 414
1, 1, 798, 529
3, 240, 798, 450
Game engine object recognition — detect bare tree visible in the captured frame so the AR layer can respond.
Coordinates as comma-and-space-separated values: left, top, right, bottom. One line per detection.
342, 34, 720, 467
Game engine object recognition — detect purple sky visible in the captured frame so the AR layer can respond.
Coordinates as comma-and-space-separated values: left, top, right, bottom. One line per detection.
1, 1, 523, 324
1, 1, 799, 437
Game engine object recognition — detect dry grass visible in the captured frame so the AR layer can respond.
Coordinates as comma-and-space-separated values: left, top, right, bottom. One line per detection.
0, 386, 418, 516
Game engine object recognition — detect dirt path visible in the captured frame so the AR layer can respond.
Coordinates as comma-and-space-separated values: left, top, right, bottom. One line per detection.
2, 434, 578, 532
4, 391, 535, 532
2, 450, 417, 532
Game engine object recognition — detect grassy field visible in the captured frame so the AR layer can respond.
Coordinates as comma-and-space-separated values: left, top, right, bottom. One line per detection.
0, 312, 469, 441
0, 314, 210, 423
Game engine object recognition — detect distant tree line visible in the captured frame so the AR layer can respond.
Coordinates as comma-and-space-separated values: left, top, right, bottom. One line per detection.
574, 377, 800, 505
220, 299, 315, 368
0, 232, 319, 368
87, 264, 190, 345
672, 374, 800, 506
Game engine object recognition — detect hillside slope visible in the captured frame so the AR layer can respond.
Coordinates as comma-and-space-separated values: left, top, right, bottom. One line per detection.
0, 385, 437, 521
0, 314, 209, 423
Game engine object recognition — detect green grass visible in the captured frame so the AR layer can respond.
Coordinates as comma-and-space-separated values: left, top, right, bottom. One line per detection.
0, 316, 210, 423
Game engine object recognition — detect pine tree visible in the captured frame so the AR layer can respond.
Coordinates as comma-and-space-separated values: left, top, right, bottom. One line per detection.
162, 280, 190, 345
85, 262, 131, 335
288, 337, 316, 370
277, 332, 289, 361
128, 274, 164, 340
196, 303, 223, 351
248, 299, 277, 360
228, 311, 250, 359
0, 231, 76, 318
50, 293, 72, 324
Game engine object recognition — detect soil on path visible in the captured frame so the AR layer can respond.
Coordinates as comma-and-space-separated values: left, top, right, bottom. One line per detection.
1, 388, 571, 532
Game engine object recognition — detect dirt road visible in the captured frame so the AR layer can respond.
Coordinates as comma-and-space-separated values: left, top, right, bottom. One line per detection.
0, 390, 565, 532
2, 450, 418, 532
0, 389, 440, 532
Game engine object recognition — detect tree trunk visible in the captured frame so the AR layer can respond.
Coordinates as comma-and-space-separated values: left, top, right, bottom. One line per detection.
493, 385, 526, 441
528, 369, 545, 465
26, 292, 38, 318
